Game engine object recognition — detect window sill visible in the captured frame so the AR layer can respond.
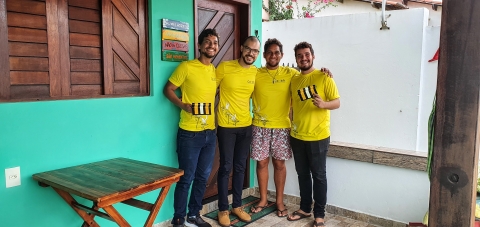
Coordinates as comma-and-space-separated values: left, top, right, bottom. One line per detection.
329, 141, 428, 171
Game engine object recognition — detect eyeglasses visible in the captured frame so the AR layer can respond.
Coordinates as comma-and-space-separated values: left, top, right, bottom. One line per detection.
243, 45, 260, 55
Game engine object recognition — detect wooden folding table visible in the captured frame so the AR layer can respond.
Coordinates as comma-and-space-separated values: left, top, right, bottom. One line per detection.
33, 158, 184, 227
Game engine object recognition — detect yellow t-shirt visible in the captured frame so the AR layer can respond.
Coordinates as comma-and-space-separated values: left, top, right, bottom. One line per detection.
168, 59, 216, 131
290, 70, 340, 141
252, 66, 298, 128
216, 60, 257, 127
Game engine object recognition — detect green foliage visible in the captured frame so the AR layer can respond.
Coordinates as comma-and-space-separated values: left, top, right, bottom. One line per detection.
262, 0, 294, 21
297, 0, 337, 18
262, 0, 337, 21
477, 177, 480, 193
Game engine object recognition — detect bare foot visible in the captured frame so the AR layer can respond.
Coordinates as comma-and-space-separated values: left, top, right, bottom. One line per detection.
276, 202, 286, 211
313, 218, 325, 227
276, 202, 288, 217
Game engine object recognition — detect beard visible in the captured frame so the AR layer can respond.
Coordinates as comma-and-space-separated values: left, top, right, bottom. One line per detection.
201, 50, 216, 59
242, 54, 255, 65
298, 62, 313, 71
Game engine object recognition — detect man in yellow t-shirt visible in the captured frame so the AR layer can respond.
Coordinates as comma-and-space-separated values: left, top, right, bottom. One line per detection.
215, 36, 260, 227
287, 42, 340, 227
163, 29, 218, 227
250, 38, 297, 217
250, 38, 333, 218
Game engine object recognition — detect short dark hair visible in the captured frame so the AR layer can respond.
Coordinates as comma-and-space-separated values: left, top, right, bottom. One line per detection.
264, 38, 283, 53
294, 41, 314, 56
243, 36, 260, 46
198, 28, 219, 45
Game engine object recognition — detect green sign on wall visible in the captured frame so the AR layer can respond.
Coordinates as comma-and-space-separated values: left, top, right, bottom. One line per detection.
162, 18, 189, 62
162, 50, 188, 62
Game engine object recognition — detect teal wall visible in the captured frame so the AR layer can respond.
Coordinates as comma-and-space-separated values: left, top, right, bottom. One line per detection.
0, 0, 262, 226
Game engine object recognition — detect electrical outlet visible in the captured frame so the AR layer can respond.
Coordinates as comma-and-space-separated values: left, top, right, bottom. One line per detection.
5, 166, 20, 188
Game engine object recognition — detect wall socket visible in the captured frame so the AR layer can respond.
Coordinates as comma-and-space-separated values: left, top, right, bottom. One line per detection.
5, 166, 21, 188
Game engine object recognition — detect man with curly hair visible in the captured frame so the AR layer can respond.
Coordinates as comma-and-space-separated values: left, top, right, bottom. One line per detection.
250, 38, 333, 219
250, 38, 297, 217
164, 28, 219, 227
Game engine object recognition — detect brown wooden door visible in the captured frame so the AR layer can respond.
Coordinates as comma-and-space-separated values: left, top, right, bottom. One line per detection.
195, 0, 250, 200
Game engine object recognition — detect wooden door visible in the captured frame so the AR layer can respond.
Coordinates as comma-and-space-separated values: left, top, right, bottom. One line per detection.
195, 0, 250, 200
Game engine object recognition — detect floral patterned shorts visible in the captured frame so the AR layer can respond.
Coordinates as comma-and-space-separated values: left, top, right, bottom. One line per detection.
251, 126, 293, 161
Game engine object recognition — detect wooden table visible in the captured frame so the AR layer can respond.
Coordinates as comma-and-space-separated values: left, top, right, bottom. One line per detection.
33, 158, 184, 227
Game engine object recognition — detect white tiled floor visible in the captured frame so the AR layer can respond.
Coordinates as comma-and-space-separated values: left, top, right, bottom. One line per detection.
198, 203, 383, 227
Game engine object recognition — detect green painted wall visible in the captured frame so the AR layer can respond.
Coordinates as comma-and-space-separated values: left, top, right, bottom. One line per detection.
0, 1, 262, 226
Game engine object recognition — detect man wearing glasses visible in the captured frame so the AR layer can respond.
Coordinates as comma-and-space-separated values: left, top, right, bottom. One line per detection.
215, 36, 261, 227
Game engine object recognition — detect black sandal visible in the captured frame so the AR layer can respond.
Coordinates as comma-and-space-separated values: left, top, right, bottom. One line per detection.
287, 211, 312, 221
250, 204, 267, 213
276, 208, 288, 217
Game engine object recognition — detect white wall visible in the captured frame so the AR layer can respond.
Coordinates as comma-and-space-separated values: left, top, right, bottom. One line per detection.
416, 25, 440, 152
326, 158, 430, 223
262, 8, 435, 223
263, 8, 432, 151
266, 157, 430, 223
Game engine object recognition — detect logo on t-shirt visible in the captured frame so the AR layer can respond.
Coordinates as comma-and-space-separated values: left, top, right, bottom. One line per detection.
191, 103, 212, 115
297, 85, 317, 101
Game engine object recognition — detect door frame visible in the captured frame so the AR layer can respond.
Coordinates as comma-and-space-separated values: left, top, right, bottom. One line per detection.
193, 0, 252, 201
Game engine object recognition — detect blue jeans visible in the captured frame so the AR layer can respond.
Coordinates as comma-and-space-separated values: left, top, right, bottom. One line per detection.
217, 126, 252, 211
290, 136, 330, 219
172, 128, 216, 224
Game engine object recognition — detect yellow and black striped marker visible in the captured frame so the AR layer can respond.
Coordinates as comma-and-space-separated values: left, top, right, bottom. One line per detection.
191, 103, 212, 115
297, 85, 317, 101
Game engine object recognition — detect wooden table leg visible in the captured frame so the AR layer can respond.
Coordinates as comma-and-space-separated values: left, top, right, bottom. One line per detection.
144, 185, 171, 227
103, 205, 131, 227
52, 188, 100, 227
81, 204, 99, 227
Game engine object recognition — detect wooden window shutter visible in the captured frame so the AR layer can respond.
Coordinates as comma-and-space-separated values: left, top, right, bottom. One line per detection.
102, 0, 148, 95
0, 0, 9, 100
0, 0, 148, 102
68, 0, 104, 96
2, 0, 51, 100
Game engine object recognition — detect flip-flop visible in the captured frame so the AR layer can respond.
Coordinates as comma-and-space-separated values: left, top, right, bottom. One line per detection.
250, 204, 267, 213
313, 221, 325, 227
276, 208, 288, 217
287, 211, 312, 221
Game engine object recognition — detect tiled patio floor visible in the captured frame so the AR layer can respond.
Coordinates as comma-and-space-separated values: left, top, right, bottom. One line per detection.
199, 203, 383, 227
158, 188, 395, 227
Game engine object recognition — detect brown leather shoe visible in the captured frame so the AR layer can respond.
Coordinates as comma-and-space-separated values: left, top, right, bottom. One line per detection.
217, 210, 230, 227
231, 207, 251, 222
